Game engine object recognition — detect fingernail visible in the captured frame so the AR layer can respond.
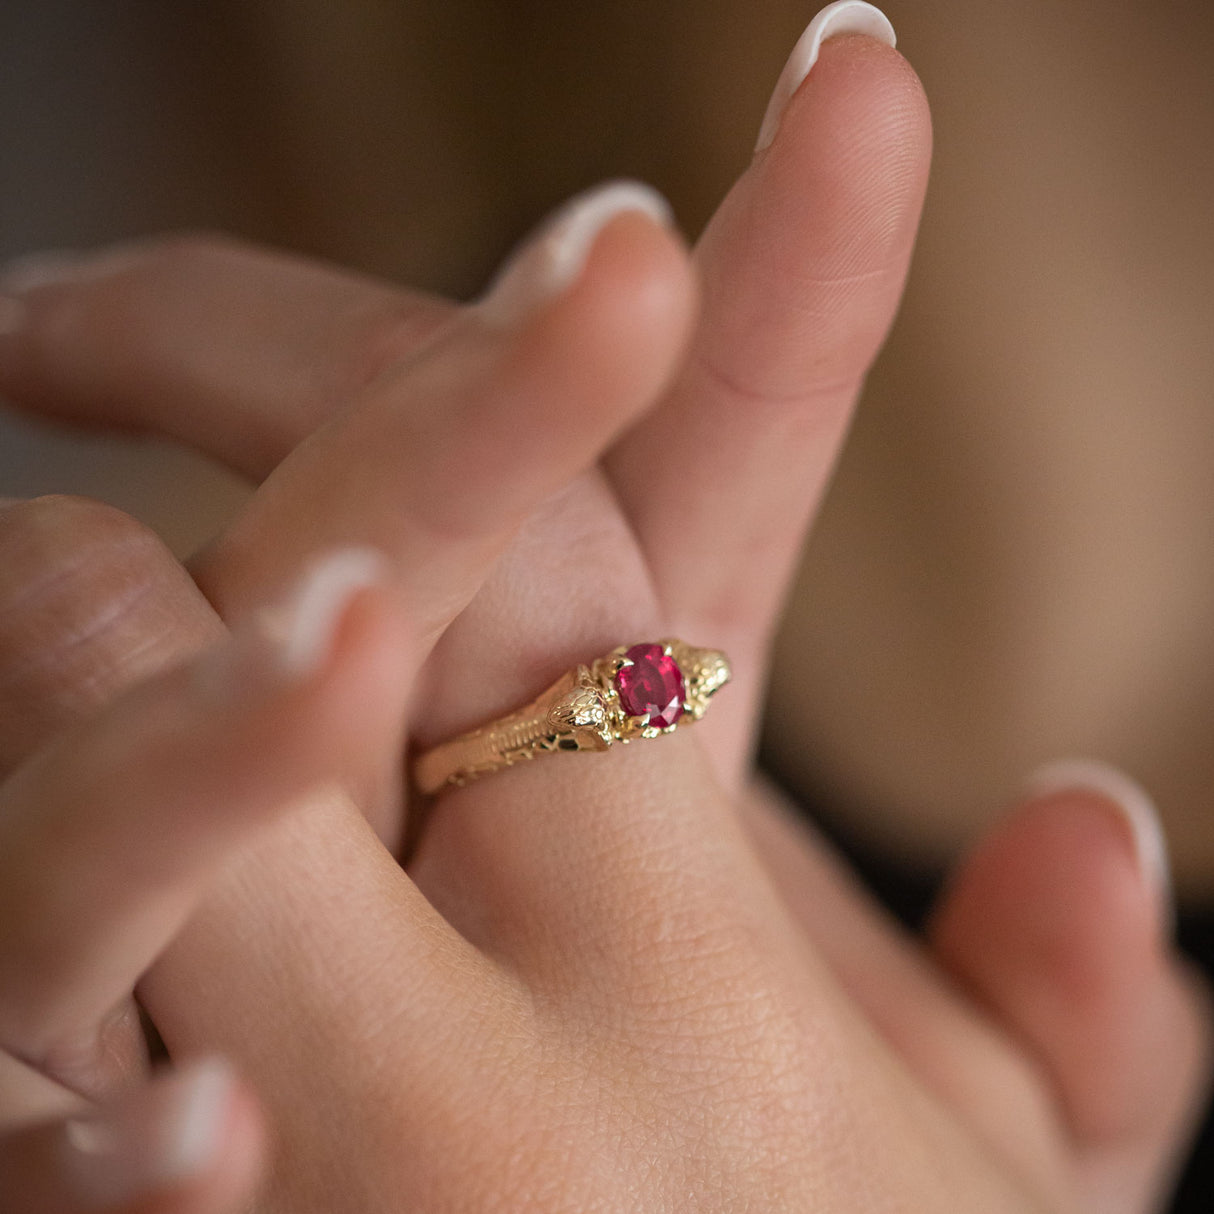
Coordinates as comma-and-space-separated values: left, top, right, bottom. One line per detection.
193, 548, 387, 702
1027, 758, 1173, 909
257, 547, 388, 678
60, 1057, 235, 1209
476, 179, 674, 327
755, 1, 897, 152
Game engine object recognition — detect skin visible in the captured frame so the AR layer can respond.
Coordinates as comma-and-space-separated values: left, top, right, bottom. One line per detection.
0, 33, 1208, 1214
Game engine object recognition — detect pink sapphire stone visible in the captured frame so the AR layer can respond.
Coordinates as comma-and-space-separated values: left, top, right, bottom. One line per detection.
615, 644, 685, 729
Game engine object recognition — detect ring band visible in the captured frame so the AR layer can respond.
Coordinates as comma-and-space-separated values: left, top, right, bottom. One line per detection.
413, 640, 730, 795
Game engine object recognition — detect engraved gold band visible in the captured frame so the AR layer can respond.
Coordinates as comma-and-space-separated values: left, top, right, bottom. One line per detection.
413, 640, 730, 796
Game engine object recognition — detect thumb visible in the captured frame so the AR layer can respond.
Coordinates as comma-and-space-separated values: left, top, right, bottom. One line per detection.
928, 760, 1212, 1214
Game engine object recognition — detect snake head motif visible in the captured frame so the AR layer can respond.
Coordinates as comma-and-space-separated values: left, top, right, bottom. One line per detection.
672, 645, 732, 720
546, 684, 610, 746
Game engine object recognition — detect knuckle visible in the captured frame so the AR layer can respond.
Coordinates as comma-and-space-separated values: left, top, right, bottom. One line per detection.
0, 497, 191, 760
600, 889, 819, 1071
0, 495, 165, 594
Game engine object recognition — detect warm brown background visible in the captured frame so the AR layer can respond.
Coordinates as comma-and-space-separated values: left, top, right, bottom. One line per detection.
3, 1, 1214, 894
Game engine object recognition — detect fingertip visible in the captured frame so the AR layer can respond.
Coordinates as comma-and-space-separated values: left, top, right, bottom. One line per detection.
778, 31, 930, 153
764, 34, 932, 258
754, 2, 899, 154
203, 1067, 267, 1214
193, 546, 412, 824
1027, 758, 1172, 920
428, 191, 697, 533
523, 200, 699, 409
928, 776, 1200, 1154
40, 1057, 266, 1214
475, 180, 678, 328
932, 782, 1168, 1008
259, 550, 414, 841
694, 28, 932, 408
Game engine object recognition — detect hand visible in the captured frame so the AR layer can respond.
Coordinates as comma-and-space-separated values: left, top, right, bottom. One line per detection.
0, 8, 1208, 1211
0, 539, 414, 1211
0, 27, 923, 801
0, 14, 923, 1104
0, 528, 1204, 1211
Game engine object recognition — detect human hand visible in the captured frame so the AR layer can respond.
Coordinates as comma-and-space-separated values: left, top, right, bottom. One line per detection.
0, 9, 919, 805
0, 518, 1204, 1212
0, 3, 1208, 1210
0, 165, 699, 1201
0, 6, 927, 1127
0, 532, 416, 1211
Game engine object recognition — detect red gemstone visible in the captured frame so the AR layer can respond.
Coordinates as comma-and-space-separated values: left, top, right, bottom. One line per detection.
615, 644, 685, 729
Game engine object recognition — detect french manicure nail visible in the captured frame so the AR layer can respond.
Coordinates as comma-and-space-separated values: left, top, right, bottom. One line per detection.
1027, 757, 1173, 909
193, 547, 387, 703
755, 1, 897, 152
60, 1058, 235, 1209
257, 547, 388, 678
476, 180, 674, 327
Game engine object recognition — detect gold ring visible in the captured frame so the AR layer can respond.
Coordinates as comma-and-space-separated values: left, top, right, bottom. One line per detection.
413, 640, 730, 795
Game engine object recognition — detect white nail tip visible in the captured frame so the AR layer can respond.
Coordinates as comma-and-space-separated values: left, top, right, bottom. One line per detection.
543, 181, 674, 287
477, 180, 674, 326
755, 1, 898, 152
272, 547, 387, 678
161, 1058, 235, 1183
1027, 758, 1173, 901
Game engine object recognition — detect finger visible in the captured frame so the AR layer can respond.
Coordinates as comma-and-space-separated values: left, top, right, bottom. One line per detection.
0, 1051, 83, 1129
0, 549, 408, 1071
0, 495, 494, 1119
928, 761, 1213, 1214
0, 237, 453, 481
139, 780, 521, 1213
0, 495, 220, 778
0, 1058, 263, 1214
607, 10, 930, 771
189, 183, 696, 662
0, 496, 226, 1095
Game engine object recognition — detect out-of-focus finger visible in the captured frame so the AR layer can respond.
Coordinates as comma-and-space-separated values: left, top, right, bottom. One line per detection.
0, 496, 221, 779
0, 1058, 263, 1214
0, 549, 410, 1073
0, 1052, 83, 1130
0, 489, 487, 1127
929, 760, 1213, 1214
0, 236, 453, 480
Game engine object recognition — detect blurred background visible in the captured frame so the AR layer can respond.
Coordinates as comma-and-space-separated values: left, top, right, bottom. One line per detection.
2, 0, 1213, 1202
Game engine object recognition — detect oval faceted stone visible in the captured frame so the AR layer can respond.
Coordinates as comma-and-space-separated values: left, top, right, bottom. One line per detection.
616, 644, 685, 729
